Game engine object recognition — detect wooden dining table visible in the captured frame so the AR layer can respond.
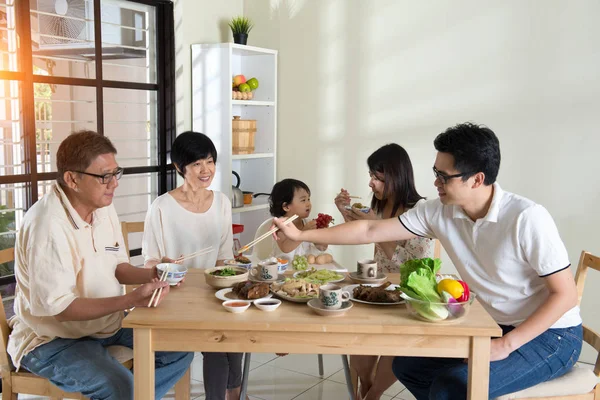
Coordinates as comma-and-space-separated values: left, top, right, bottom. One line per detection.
123, 269, 501, 399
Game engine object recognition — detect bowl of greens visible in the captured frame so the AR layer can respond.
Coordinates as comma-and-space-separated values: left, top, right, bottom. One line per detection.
205, 266, 249, 289
398, 258, 474, 323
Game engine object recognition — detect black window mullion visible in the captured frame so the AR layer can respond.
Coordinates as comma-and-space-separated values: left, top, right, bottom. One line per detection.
93, 0, 104, 135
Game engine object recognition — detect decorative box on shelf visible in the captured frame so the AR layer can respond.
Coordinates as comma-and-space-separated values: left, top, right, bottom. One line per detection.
232, 116, 256, 154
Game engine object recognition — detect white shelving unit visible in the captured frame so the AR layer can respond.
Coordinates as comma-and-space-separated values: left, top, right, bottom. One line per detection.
191, 43, 278, 244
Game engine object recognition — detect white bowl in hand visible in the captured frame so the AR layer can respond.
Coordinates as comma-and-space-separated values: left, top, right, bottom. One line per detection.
156, 263, 188, 286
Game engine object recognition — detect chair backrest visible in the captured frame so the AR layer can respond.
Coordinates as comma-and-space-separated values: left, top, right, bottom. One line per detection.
120, 221, 145, 259
0, 247, 15, 373
252, 218, 276, 260
574, 251, 600, 377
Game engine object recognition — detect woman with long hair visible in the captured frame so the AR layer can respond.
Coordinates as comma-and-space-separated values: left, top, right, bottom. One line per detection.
335, 143, 434, 400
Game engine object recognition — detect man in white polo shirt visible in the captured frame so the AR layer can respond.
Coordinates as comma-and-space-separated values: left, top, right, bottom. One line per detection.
273, 123, 582, 400
7, 131, 193, 399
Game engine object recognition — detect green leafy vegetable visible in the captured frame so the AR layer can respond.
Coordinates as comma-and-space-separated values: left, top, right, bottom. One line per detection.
399, 258, 449, 321
212, 267, 237, 277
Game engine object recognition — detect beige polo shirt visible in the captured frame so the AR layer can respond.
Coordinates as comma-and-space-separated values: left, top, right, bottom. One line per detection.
7, 183, 129, 370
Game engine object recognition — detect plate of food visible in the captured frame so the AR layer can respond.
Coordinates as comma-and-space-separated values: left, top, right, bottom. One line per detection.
344, 202, 370, 213
224, 255, 252, 268
215, 281, 272, 303
271, 278, 320, 303
344, 282, 404, 305
293, 268, 345, 284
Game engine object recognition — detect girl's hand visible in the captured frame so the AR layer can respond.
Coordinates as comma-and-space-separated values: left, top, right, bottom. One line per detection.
334, 188, 351, 209
303, 220, 317, 231
347, 207, 377, 221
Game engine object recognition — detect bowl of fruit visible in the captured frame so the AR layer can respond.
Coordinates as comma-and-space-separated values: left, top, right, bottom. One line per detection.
398, 258, 474, 323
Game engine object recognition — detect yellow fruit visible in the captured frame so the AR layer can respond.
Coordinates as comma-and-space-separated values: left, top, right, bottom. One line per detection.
437, 279, 464, 299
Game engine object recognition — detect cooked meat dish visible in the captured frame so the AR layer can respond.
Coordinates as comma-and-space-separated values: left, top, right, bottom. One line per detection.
352, 281, 401, 303
234, 255, 251, 264
232, 281, 270, 300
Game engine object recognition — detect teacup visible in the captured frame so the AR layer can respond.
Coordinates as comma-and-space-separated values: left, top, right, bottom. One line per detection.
319, 284, 350, 310
250, 261, 279, 281
357, 259, 378, 279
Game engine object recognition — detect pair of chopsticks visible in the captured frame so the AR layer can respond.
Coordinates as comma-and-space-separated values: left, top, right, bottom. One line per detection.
237, 214, 299, 254
148, 265, 169, 307
348, 195, 361, 199
174, 246, 214, 263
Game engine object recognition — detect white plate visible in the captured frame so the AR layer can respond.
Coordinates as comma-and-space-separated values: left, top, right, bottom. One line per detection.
224, 259, 253, 268
293, 271, 345, 284
271, 290, 317, 303
343, 283, 404, 305
347, 272, 388, 285
307, 298, 353, 316
215, 287, 273, 303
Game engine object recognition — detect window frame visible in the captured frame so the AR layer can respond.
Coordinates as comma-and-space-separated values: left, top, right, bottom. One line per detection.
0, 0, 176, 283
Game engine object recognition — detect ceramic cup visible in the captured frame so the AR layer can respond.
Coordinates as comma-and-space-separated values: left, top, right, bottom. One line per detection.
357, 259, 378, 279
319, 284, 350, 310
250, 261, 279, 281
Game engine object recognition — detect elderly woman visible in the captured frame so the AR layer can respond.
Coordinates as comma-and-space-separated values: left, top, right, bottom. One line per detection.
7, 130, 193, 399
142, 131, 245, 400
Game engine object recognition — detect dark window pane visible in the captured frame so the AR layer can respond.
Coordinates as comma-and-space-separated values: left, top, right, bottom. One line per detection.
104, 87, 157, 167
30, 0, 96, 79
0, 79, 24, 175
101, 0, 156, 84
34, 82, 96, 172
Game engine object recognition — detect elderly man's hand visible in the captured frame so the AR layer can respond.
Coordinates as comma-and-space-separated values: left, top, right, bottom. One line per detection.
132, 279, 170, 307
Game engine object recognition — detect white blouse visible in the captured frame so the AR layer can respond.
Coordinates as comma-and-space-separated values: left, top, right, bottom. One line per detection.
142, 191, 234, 269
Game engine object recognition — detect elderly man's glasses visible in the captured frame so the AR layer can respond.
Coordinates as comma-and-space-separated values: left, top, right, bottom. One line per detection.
75, 167, 124, 184
432, 166, 469, 184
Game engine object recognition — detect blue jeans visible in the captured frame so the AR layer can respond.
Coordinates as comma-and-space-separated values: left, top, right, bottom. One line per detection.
21, 328, 194, 400
392, 324, 582, 400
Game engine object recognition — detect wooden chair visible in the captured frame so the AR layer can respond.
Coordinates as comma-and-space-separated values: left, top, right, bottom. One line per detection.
0, 247, 134, 399
496, 251, 600, 400
120, 221, 191, 400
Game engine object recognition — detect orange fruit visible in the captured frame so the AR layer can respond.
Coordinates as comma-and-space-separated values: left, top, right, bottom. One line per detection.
437, 279, 464, 299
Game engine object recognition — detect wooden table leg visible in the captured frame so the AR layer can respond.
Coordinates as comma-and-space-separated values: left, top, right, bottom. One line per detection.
134, 328, 155, 400
467, 336, 491, 400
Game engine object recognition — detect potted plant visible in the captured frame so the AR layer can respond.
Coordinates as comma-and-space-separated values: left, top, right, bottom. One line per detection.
229, 16, 253, 45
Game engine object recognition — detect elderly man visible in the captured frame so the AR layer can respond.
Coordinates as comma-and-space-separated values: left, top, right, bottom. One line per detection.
7, 130, 193, 399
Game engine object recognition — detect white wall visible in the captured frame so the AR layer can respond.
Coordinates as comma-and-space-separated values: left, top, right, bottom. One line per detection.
174, 0, 243, 134
244, 0, 600, 362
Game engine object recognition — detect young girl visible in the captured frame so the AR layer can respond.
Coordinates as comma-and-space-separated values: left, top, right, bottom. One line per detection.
334, 143, 434, 400
269, 179, 327, 260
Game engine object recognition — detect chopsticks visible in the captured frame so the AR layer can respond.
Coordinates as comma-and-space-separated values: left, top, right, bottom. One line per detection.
238, 214, 299, 254
348, 195, 361, 199
148, 265, 169, 307
174, 246, 214, 263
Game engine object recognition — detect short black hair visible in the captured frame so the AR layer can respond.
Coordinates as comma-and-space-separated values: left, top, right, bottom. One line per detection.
433, 122, 501, 185
367, 143, 425, 216
269, 179, 311, 218
171, 131, 217, 177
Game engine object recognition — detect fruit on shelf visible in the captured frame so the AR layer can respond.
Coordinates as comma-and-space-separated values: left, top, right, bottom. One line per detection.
233, 74, 246, 87
246, 77, 259, 90
315, 213, 334, 229
238, 83, 251, 93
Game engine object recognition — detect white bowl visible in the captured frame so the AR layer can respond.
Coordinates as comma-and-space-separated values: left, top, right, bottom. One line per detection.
345, 205, 370, 213
253, 298, 282, 312
222, 300, 251, 313
156, 263, 188, 286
